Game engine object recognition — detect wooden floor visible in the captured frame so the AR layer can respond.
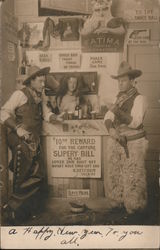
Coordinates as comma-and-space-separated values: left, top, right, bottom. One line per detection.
2, 194, 159, 226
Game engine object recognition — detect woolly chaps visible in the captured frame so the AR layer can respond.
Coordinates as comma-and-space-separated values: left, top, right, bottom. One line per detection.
104, 137, 149, 214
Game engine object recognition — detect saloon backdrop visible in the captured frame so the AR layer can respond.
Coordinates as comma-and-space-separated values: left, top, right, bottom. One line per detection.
1, 0, 160, 225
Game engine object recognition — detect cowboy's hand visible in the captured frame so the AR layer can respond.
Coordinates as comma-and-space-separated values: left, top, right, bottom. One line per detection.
16, 127, 31, 140
56, 113, 64, 123
109, 128, 120, 140
49, 113, 57, 124
49, 113, 64, 124
106, 102, 115, 111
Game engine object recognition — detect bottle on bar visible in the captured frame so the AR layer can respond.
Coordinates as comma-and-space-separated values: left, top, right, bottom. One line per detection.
74, 97, 82, 120
78, 103, 82, 120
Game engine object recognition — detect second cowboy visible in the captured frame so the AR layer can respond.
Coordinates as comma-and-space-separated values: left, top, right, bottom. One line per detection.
104, 61, 149, 220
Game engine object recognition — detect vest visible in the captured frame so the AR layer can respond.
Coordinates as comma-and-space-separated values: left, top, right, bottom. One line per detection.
113, 91, 140, 128
15, 88, 42, 136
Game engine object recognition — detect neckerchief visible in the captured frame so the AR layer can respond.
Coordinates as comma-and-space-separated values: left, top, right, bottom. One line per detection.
27, 87, 42, 104
115, 87, 138, 108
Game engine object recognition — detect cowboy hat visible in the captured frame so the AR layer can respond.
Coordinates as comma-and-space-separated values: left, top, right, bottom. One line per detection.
111, 61, 142, 79
23, 65, 50, 85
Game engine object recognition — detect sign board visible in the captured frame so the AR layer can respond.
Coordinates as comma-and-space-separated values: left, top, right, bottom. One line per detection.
7, 42, 16, 62
125, 9, 159, 22
39, 52, 52, 63
81, 33, 125, 53
127, 29, 150, 45
67, 189, 90, 198
59, 52, 81, 69
89, 55, 107, 69
50, 136, 101, 178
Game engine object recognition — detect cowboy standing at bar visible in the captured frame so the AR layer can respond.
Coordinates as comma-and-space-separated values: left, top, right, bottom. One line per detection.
104, 61, 149, 220
1, 66, 63, 223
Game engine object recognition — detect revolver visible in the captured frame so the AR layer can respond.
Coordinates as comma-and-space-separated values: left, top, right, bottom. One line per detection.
118, 135, 129, 158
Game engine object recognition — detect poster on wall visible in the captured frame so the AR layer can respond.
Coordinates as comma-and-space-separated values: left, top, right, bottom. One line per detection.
59, 18, 80, 41
127, 29, 150, 45
80, 0, 126, 52
50, 136, 101, 178
18, 22, 44, 48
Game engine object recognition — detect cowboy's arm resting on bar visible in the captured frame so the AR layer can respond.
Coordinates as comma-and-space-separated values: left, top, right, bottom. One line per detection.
42, 101, 64, 124
104, 110, 115, 129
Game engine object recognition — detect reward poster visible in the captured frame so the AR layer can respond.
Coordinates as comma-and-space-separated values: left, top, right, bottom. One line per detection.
50, 136, 101, 178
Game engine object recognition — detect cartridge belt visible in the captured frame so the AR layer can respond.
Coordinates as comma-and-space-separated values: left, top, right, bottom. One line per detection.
125, 131, 146, 141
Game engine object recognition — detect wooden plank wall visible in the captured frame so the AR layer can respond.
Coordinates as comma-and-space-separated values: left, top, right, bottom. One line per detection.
1, 0, 17, 206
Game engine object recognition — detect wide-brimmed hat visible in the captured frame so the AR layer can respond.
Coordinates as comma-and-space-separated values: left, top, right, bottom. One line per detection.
23, 65, 50, 85
111, 61, 142, 79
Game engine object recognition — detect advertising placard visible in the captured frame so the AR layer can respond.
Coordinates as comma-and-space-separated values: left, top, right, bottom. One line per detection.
81, 33, 125, 53
127, 29, 150, 45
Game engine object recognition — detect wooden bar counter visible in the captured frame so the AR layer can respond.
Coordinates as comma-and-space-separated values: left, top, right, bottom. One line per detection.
42, 120, 109, 199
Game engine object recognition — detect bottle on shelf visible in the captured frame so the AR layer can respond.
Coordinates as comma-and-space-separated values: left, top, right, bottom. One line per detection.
87, 99, 92, 119
20, 60, 26, 75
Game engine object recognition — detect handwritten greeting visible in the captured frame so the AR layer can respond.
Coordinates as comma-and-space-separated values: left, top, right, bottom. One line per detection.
8, 226, 142, 245
1, 225, 159, 249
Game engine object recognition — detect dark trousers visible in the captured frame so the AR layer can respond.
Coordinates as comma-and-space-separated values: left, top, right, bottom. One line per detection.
6, 131, 48, 221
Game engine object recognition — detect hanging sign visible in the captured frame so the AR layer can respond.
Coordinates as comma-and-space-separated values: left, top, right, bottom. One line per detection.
59, 52, 81, 69
127, 29, 150, 45
50, 136, 101, 178
81, 33, 125, 53
125, 9, 159, 22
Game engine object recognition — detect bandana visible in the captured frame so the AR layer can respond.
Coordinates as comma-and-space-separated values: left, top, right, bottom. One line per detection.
115, 87, 138, 108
